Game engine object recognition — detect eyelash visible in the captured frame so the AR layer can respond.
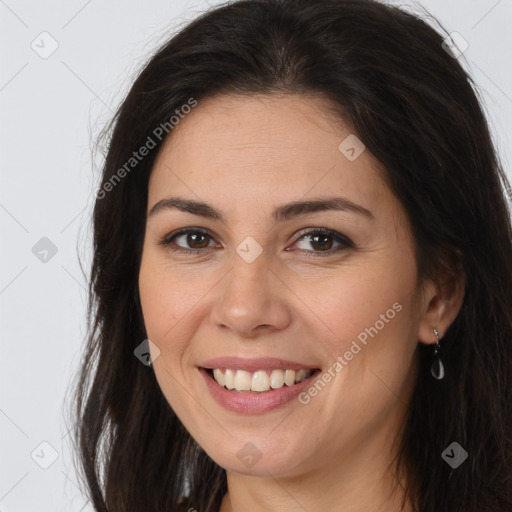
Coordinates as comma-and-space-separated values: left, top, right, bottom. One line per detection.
157, 227, 355, 258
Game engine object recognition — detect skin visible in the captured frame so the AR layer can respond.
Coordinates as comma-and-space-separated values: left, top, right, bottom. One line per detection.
138, 93, 464, 511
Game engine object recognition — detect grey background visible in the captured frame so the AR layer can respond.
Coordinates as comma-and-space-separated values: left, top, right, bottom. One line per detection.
1, 0, 511, 510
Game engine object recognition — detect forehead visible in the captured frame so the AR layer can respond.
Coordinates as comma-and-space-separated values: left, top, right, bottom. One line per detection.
147, 93, 390, 218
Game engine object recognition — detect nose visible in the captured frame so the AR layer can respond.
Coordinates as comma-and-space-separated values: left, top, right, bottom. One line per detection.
209, 251, 293, 338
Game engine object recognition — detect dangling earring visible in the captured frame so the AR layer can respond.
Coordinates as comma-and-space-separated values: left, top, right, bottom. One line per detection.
431, 327, 445, 380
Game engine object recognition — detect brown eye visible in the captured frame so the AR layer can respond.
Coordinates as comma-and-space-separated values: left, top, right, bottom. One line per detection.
290, 228, 354, 257
308, 233, 334, 251
159, 228, 217, 254
180, 232, 211, 249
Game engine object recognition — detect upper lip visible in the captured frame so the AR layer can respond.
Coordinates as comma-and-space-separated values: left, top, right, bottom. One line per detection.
199, 356, 320, 372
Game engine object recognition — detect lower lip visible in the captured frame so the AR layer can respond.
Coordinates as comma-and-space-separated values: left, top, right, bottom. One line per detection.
199, 368, 320, 414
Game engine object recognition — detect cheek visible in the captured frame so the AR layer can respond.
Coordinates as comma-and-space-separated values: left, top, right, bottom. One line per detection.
293, 260, 419, 452
310, 253, 418, 358
302, 252, 420, 434
138, 255, 208, 423
138, 253, 203, 341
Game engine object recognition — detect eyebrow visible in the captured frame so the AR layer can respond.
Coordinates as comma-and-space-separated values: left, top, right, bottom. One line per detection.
148, 195, 373, 223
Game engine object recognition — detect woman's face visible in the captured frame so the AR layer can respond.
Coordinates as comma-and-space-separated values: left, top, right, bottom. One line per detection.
138, 93, 428, 478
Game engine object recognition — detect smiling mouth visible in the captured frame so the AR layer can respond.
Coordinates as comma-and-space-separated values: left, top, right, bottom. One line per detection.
204, 367, 320, 393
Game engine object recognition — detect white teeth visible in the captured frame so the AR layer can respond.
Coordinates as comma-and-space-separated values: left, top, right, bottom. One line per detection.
213, 369, 225, 387
224, 369, 235, 389
270, 369, 285, 389
211, 368, 314, 392
251, 370, 270, 392
234, 370, 252, 391
284, 369, 295, 386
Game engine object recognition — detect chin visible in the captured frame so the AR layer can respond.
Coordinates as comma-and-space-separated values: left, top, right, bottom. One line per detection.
200, 434, 315, 478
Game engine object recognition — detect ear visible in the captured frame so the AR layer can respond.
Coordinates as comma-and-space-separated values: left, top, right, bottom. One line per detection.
417, 272, 465, 345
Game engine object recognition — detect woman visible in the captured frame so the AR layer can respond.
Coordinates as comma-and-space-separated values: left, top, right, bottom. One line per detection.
71, 0, 512, 510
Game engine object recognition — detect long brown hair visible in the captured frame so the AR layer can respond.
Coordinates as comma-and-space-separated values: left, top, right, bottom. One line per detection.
69, 0, 512, 510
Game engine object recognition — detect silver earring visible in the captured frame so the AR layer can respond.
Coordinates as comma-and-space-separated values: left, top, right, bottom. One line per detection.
430, 327, 445, 380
